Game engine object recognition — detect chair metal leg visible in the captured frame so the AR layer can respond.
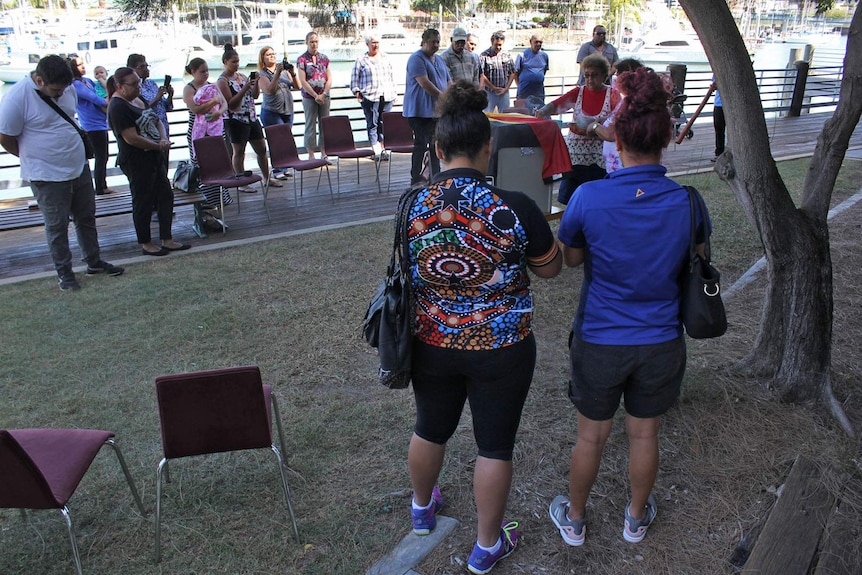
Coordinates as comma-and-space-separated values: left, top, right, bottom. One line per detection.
387, 155, 393, 194
334, 156, 341, 196
60, 506, 84, 575
373, 156, 382, 193
220, 186, 227, 236
104, 439, 146, 516
324, 166, 333, 201
355, 158, 360, 184
260, 180, 272, 223
155, 457, 169, 563
270, 395, 300, 543
314, 167, 323, 193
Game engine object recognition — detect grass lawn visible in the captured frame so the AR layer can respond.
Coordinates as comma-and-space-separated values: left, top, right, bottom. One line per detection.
1, 157, 861, 574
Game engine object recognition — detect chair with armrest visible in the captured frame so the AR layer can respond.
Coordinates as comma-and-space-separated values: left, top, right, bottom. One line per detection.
193, 136, 267, 235
380, 112, 415, 194
265, 123, 333, 203
0, 428, 146, 575
154, 365, 300, 562
321, 115, 380, 195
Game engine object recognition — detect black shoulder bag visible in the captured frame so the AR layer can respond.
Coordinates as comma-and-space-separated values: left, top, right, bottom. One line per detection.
34, 89, 95, 159
680, 185, 727, 339
362, 187, 423, 389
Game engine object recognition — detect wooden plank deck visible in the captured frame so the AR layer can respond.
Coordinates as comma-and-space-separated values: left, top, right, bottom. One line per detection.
1, 112, 861, 283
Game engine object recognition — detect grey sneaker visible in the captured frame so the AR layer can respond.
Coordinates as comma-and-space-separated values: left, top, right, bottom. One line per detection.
623, 494, 657, 543
58, 274, 81, 291
548, 495, 586, 546
86, 260, 125, 276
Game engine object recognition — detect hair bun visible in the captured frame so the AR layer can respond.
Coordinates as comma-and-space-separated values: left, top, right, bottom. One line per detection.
439, 80, 486, 116
223, 43, 234, 51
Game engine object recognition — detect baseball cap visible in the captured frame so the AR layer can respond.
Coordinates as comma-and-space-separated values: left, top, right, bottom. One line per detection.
452, 27, 468, 42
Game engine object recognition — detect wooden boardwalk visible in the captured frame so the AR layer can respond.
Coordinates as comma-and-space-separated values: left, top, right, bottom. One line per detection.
2, 112, 861, 283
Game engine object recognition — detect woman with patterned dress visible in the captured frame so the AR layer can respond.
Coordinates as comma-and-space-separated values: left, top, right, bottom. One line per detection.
296, 31, 331, 160
402, 80, 561, 574
217, 43, 272, 188
534, 53, 621, 204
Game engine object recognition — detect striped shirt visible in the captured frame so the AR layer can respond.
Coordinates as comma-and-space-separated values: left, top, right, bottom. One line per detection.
480, 47, 515, 89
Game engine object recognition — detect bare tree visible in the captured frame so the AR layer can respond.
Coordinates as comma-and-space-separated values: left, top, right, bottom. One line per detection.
679, 0, 861, 435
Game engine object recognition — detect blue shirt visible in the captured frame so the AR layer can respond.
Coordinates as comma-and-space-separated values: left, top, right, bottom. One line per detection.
403, 49, 450, 119
72, 78, 107, 131
558, 164, 710, 345
515, 49, 549, 98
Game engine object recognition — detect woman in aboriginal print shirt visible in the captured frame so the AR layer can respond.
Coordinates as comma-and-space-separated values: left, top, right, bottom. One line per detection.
400, 80, 562, 575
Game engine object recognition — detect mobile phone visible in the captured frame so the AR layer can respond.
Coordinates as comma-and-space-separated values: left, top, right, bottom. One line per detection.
163, 74, 171, 88
249, 71, 258, 81
282, 57, 290, 69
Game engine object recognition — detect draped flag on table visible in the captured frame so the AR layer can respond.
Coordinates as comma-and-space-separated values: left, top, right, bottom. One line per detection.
486, 112, 572, 181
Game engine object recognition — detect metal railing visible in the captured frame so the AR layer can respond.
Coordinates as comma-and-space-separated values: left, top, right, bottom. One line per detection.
0, 61, 846, 195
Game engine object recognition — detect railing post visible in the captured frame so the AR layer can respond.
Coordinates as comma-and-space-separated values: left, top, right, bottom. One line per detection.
788, 60, 809, 117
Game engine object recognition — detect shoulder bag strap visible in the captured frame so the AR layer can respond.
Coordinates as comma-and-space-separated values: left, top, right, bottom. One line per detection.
683, 185, 712, 262
34, 89, 86, 138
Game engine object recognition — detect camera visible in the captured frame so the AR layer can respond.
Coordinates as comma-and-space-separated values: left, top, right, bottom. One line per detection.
163, 74, 171, 89
249, 71, 257, 81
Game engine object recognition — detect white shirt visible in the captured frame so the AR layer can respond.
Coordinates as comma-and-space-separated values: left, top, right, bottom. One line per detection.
0, 76, 85, 182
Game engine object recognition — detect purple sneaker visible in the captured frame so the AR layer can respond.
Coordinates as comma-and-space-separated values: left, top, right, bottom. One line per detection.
411, 486, 444, 535
467, 521, 519, 574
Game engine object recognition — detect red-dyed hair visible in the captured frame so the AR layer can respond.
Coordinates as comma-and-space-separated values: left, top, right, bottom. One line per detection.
614, 68, 673, 155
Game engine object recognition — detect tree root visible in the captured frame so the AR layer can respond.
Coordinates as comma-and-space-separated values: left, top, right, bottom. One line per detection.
823, 378, 855, 437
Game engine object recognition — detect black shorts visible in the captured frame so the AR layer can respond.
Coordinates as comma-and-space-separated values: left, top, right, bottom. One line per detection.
411, 334, 536, 460
568, 334, 686, 421
224, 118, 264, 147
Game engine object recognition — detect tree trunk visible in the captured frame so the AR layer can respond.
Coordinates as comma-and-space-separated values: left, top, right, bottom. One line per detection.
680, 1, 861, 433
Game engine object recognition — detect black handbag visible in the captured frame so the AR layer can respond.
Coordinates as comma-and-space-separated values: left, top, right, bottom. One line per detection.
362, 187, 422, 389
172, 160, 199, 194
34, 89, 95, 159
680, 186, 727, 339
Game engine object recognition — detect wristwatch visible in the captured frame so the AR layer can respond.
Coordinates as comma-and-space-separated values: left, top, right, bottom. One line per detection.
591, 122, 600, 133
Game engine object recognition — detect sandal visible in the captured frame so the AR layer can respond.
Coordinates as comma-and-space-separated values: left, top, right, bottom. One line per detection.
266, 179, 283, 188
237, 187, 257, 193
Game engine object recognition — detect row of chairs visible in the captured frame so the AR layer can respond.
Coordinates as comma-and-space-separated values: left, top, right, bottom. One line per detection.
0, 366, 299, 574
193, 113, 417, 234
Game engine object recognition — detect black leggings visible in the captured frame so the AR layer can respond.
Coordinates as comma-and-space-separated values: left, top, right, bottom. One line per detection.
411, 334, 536, 460
121, 152, 174, 244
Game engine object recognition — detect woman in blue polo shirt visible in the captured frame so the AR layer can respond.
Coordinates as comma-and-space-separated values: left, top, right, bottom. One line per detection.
549, 67, 711, 548
70, 55, 112, 195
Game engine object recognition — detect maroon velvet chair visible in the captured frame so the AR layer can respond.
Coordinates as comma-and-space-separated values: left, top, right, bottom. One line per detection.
154, 365, 300, 562
380, 112, 415, 194
264, 123, 333, 203
0, 428, 146, 575
193, 136, 267, 234
320, 115, 380, 195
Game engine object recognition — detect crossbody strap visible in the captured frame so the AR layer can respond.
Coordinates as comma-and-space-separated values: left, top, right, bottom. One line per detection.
34, 89, 86, 138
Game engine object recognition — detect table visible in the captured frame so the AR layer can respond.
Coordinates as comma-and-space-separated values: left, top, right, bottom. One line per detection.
486, 112, 571, 183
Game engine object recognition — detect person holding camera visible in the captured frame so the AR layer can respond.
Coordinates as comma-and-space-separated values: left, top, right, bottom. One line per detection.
258, 46, 298, 182
217, 43, 271, 188
350, 34, 397, 159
